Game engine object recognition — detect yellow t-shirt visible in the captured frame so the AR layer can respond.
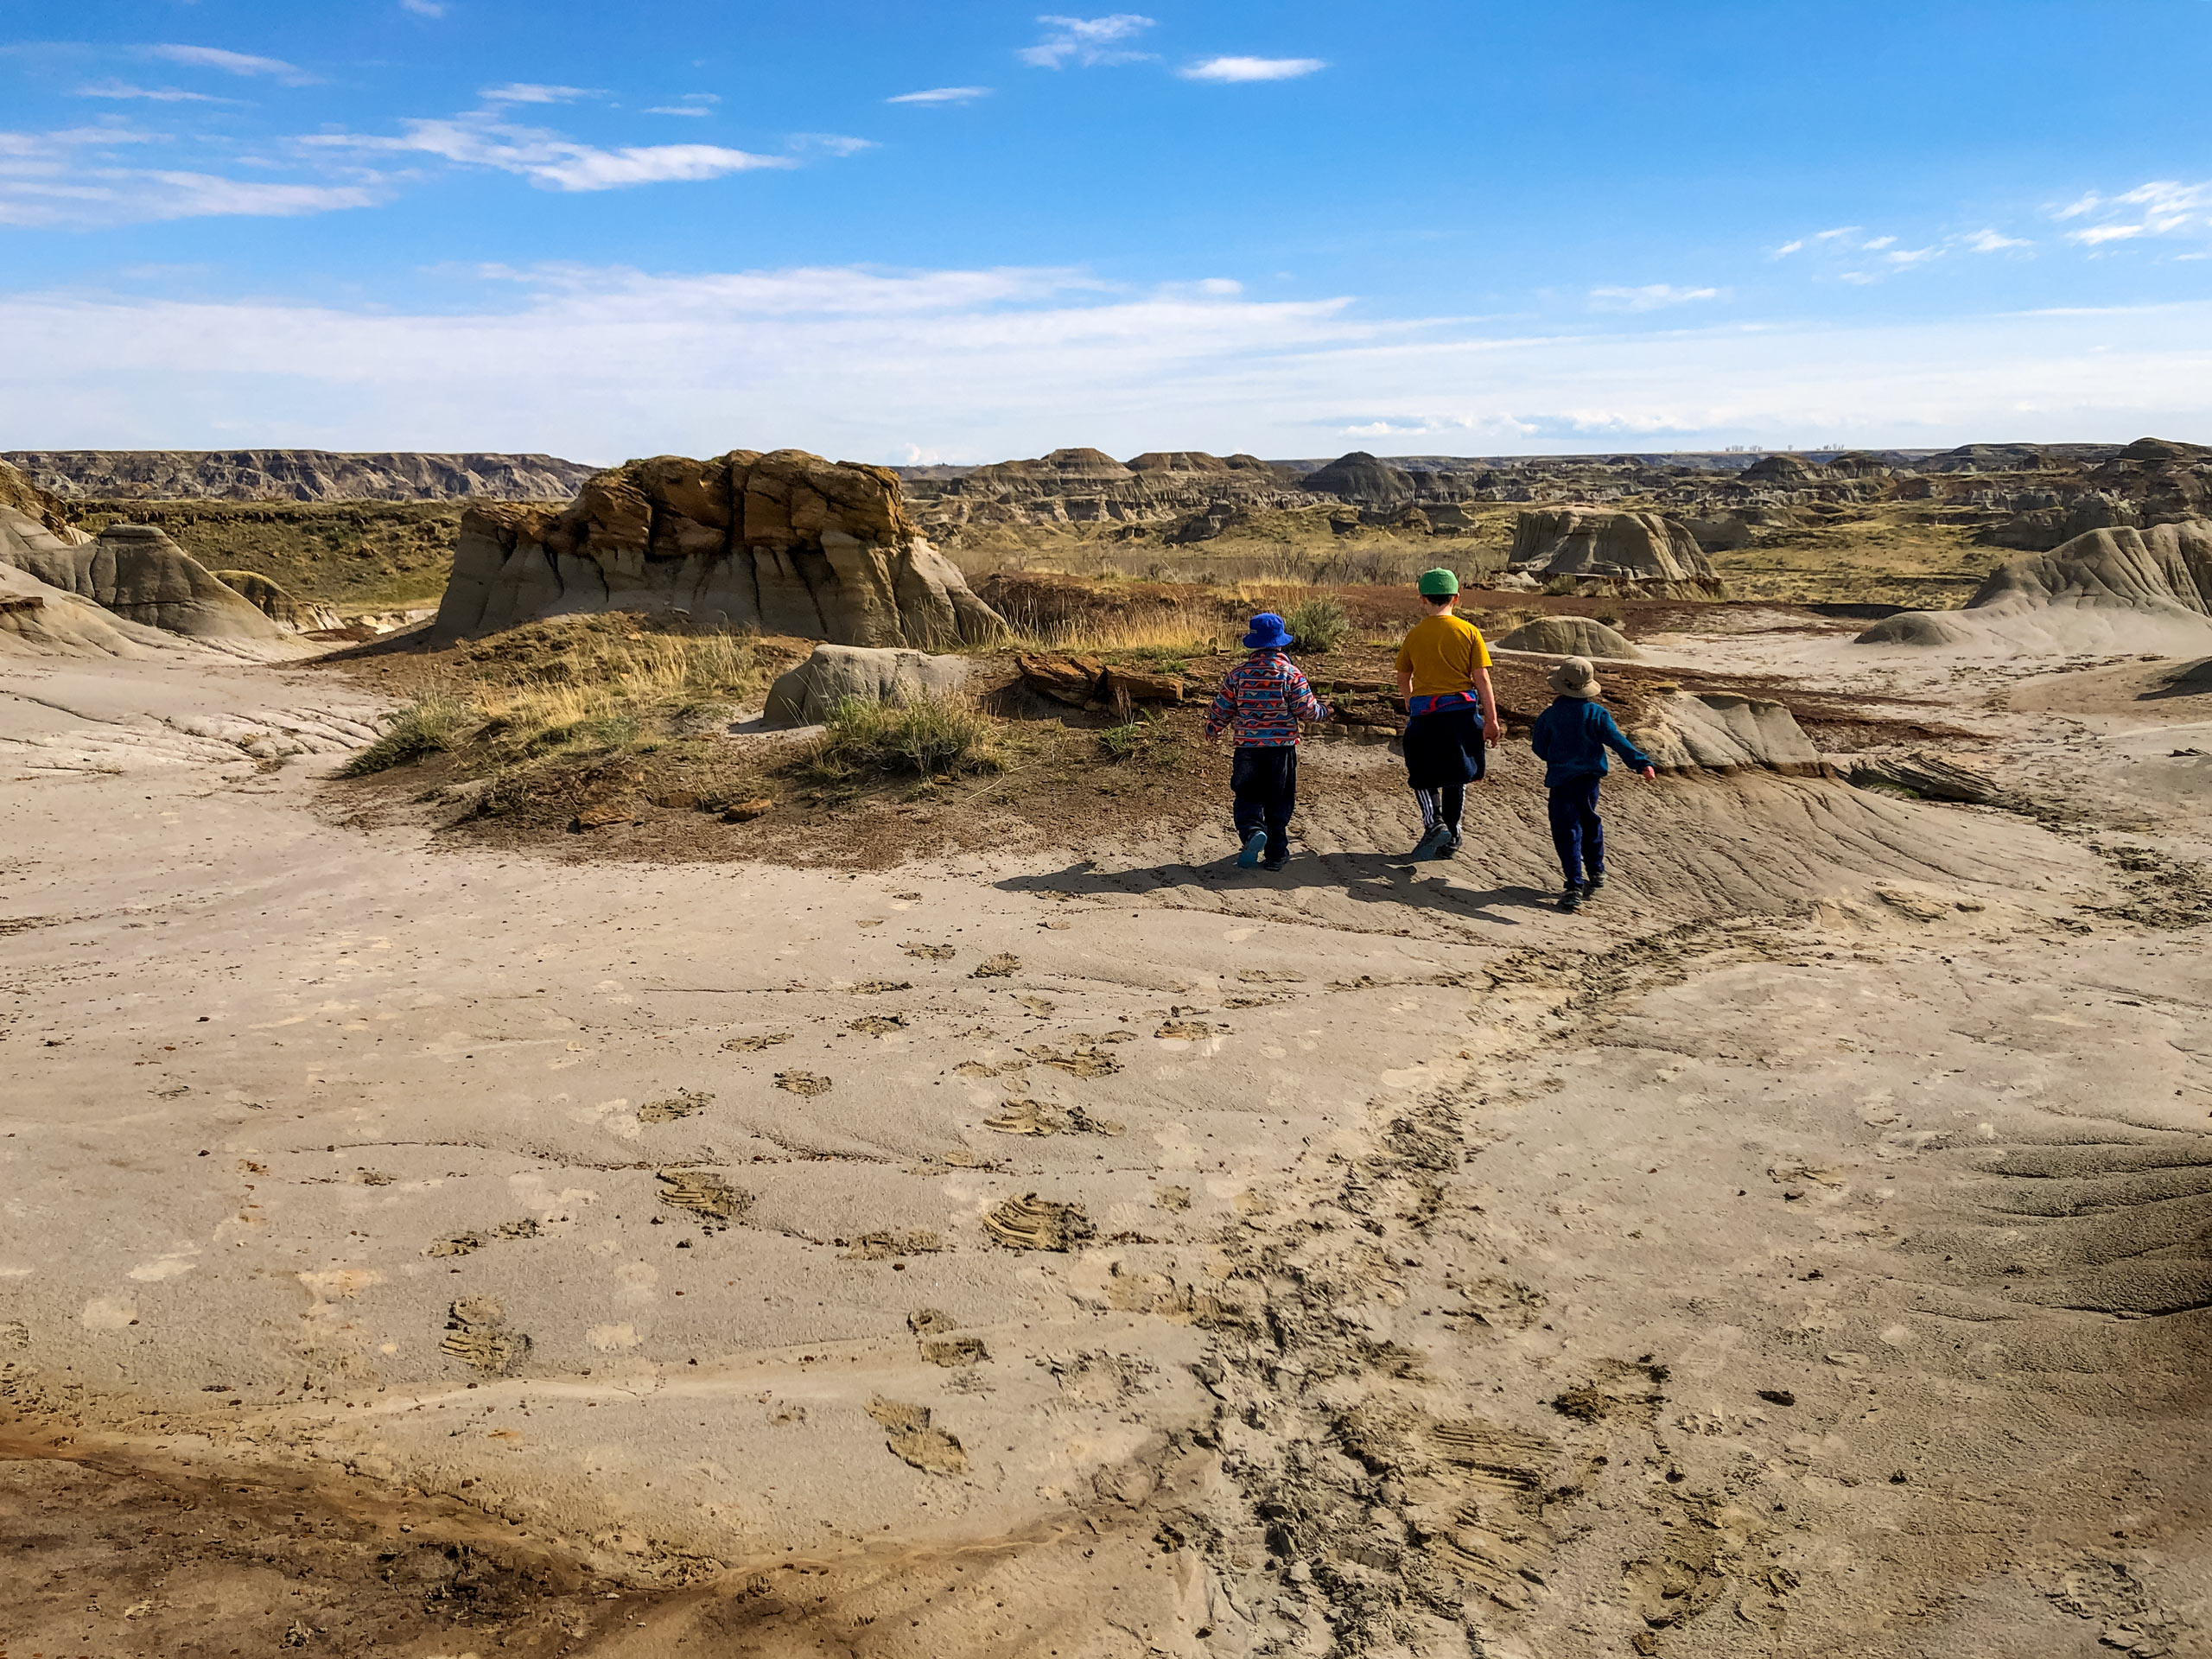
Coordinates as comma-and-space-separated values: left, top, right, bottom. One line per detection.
1395, 613, 1492, 696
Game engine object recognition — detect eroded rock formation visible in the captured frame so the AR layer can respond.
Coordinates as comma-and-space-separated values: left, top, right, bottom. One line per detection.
8, 524, 289, 640
1493, 615, 1644, 660
1507, 508, 1723, 594
1859, 520, 2212, 653
6, 450, 596, 503
431, 450, 1007, 649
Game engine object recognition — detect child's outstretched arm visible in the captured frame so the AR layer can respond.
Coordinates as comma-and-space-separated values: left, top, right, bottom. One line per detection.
1598, 707, 1657, 779
1284, 663, 1332, 725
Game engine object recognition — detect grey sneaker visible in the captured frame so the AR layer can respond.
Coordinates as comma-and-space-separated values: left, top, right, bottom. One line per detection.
1558, 882, 1584, 912
1584, 871, 1605, 893
1434, 830, 1462, 861
1238, 830, 1268, 868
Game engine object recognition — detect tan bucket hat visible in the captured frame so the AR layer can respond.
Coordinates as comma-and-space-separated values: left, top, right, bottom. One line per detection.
1549, 656, 1600, 698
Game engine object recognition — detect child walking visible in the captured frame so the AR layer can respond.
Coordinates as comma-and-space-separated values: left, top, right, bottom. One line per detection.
1528, 656, 1656, 912
1394, 569, 1499, 859
1204, 612, 1332, 870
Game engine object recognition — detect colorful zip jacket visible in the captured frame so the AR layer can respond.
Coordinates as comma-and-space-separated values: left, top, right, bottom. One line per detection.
1205, 650, 1332, 747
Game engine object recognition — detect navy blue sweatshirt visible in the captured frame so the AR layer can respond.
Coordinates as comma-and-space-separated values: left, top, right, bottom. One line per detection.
1529, 696, 1653, 787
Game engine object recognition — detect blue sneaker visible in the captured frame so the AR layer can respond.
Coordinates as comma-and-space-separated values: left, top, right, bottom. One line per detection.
1237, 830, 1268, 868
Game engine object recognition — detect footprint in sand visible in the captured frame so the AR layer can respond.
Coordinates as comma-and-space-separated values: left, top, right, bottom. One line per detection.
853, 978, 912, 995
655, 1168, 752, 1221
903, 944, 956, 961
721, 1033, 791, 1053
1024, 1044, 1122, 1079
846, 1014, 908, 1037
983, 1193, 1094, 1251
775, 1070, 831, 1096
865, 1397, 967, 1474
922, 1336, 989, 1367
440, 1297, 530, 1374
970, 953, 1021, 979
639, 1088, 713, 1122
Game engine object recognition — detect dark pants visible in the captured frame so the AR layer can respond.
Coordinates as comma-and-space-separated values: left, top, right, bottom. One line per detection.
1231, 745, 1297, 862
1548, 774, 1605, 886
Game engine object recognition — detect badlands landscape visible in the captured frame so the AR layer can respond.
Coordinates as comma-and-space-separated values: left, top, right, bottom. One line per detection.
3, 440, 2209, 1659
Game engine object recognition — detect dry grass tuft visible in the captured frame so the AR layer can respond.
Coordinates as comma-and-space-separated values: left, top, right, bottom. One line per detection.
807, 694, 1004, 783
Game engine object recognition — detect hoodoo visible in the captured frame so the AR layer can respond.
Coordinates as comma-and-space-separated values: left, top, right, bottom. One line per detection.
430, 448, 1007, 648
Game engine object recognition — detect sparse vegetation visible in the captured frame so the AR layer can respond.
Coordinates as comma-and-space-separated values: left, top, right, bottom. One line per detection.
806, 694, 1004, 784
1285, 594, 1351, 654
342, 692, 478, 776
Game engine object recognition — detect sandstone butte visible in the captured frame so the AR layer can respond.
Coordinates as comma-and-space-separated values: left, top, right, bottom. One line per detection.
431, 448, 1007, 649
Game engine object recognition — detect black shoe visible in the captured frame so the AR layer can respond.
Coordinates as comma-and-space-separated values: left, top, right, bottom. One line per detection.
1558, 883, 1584, 912
1584, 871, 1605, 893
1432, 830, 1461, 861
1261, 853, 1287, 873
1410, 824, 1448, 859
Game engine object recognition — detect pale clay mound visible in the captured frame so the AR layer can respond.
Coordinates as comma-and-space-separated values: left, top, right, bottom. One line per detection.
3, 618, 2210, 1657
1859, 518, 2212, 655
1492, 614, 1645, 660
432, 449, 1008, 650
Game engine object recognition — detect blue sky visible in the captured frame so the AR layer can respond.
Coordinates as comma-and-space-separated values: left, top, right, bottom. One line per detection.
3, 1, 2210, 462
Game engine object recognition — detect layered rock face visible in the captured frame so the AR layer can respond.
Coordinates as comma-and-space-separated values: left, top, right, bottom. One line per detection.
5, 450, 597, 503
211, 569, 345, 632
1859, 520, 2212, 652
9, 523, 289, 640
914, 447, 1300, 531
1508, 508, 1719, 588
431, 450, 1007, 649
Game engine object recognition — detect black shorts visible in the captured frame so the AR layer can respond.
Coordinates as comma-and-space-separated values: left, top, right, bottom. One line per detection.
1402, 705, 1485, 789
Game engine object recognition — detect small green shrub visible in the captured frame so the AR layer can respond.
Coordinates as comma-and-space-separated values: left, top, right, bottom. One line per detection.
1286, 595, 1351, 654
341, 692, 476, 776
809, 695, 1001, 782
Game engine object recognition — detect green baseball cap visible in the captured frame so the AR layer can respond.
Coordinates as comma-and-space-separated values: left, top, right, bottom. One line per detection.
1417, 568, 1459, 596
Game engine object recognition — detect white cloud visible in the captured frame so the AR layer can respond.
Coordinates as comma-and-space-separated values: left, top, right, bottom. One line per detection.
1813, 226, 1861, 241
1771, 238, 1805, 257
1179, 56, 1325, 82
887, 86, 993, 105
2069, 223, 2148, 246
790, 133, 876, 157
0, 145, 376, 228
1861, 235, 1895, 251
2053, 180, 2212, 250
75, 80, 230, 104
400, 0, 447, 15
1884, 246, 1939, 266
22, 260, 2212, 461
305, 112, 794, 192
645, 93, 720, 117
1588, 283, 1724, 313
480, 83, 599, 105
143, 44, 315, 85
1019, 14, 1156, 69
1964, 228, 2029, 252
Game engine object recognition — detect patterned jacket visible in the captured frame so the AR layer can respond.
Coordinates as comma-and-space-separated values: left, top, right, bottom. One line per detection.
1205, 651, 1331, 747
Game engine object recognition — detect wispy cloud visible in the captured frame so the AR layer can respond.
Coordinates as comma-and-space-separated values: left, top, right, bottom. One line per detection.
142, 44, 315, 86
0, 124, 377, 227
480, 83, 599, 105
304, 111, 794, 192
887, 86, 992, 105
74, 79, 231, 104
400, 0, 447, 15
1963, 228, 2030, 252
1179, 56, 1325, 82
2055, 180, 2212, 247
1019, 14, 1155, 69
791, 133, 877, 157
645, 93, 720, 117
1588, 283, 1724, 313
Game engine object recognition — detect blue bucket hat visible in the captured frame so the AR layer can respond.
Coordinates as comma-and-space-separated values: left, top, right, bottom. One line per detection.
1243, 612, 1294, 650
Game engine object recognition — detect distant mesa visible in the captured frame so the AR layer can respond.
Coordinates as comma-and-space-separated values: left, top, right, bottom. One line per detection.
432, 449, 1007, 649
3, 449, 598, 504
1825, 452, 1891, 479
1738, 453, 1827, 484
1300, 451, 1417, 505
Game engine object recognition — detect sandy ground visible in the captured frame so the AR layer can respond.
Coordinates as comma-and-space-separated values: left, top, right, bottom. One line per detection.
2, 629, 2209, 1658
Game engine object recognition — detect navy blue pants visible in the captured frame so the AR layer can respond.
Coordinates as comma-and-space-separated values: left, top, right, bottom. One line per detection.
1231, 745, 1296, 862
1548, 774, 1605, 886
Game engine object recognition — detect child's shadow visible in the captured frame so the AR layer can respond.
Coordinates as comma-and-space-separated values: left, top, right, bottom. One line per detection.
997, 850, 1559, 925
